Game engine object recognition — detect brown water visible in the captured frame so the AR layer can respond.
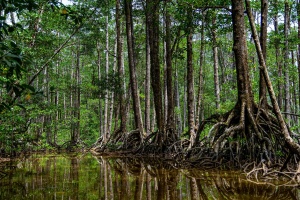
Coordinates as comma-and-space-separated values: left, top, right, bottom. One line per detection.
0, 153, 299, 200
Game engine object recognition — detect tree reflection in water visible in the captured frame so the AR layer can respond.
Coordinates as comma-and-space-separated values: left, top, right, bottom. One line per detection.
0, 153, 299, 200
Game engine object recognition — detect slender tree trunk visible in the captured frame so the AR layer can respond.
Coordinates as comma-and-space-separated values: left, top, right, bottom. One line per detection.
273, 1, 283, 109
145, 6, 151, 135
187, 30, 196, 148
97, 42, 103, 137
124, 0, 144, 135
116, 0, 127, 133
212, 13, 220, 110
284, 0, 291, 125
108, 42, 117, 135
195, 11, 205, 128
165, 0, 175, 133
103, 16, 110, 142
174, 65, 182, 137
259, 0, 268, 109
71, 44, 80, 144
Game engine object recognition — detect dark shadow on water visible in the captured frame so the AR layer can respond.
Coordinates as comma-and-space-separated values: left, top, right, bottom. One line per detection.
0, 153, 299, 200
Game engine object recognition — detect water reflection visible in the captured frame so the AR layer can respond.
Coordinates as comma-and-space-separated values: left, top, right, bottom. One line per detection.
0, 153, 299, 200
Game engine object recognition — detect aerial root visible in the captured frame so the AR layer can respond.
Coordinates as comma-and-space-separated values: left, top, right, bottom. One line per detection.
212, 101, 245, 154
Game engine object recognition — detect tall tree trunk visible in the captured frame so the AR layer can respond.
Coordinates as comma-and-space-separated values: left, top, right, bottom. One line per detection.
174, 65, 182, 137
187, 30, 195, 148
108, 42, 117, 135
232, 1, 254, 107
195, 11, 205, 128
147, 0, 164, 135
284, 0, 291, 125
97, 42, 103, 137
212, 13, 220, 110
71, 44, 80, 144
145, 4, 151, 135
103, 15, 109, 142
116, 0, 127, 133
165, 0, 175, 133
273, 0, 283, 109
124, 0, 145, 135
259, 0, 268, 109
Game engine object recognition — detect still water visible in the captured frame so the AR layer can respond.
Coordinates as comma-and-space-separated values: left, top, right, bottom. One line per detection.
0, 153, 299, 200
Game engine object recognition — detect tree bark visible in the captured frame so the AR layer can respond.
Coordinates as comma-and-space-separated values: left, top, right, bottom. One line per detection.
97, 41, 103, 137
174, 65, 182, 137
232, 0, 254, 108
146, 0, 164, 133
116, 0, 127, 133
71, 44, 80, 144
195, 11, 205, 128
212, 13, 220, 110
165, 0, 175, 132
283, 0, 291, 125
259, 0, 268, 109
103, 15, 109, 142
124, 0, 145, 135
273, 0, 283, 109
187, 30, 195, 148
145, 17, 151, 135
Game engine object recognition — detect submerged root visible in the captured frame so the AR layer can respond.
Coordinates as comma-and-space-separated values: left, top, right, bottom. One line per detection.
245, 159, 300, 186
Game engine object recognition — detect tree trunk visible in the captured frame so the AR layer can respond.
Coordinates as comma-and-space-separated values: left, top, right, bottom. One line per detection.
273, 0, 283, 109
124, 0, 144, 135
71, 44, 80, 144
232, 1, 254, 107
103, 15, 109, 142
187, 30, 196, 148
145, 15, 151, 135
212, 13, 220, 110
259, 0, 268, 109
147, 0, 164, 133
165, 0, 175, 133
195, 11, 205, 128
97, 41, 103, 138
283, 0, 291, 125
116, 0, 127, 133
108, 41, 117, 135
174, 65, 182, 137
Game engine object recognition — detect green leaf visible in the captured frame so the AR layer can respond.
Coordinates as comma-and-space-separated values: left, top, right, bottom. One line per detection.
16, 104, 26, 110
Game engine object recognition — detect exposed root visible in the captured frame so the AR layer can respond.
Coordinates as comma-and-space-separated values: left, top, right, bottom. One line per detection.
90, 98, 299, 185
191, 99, 299, 173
